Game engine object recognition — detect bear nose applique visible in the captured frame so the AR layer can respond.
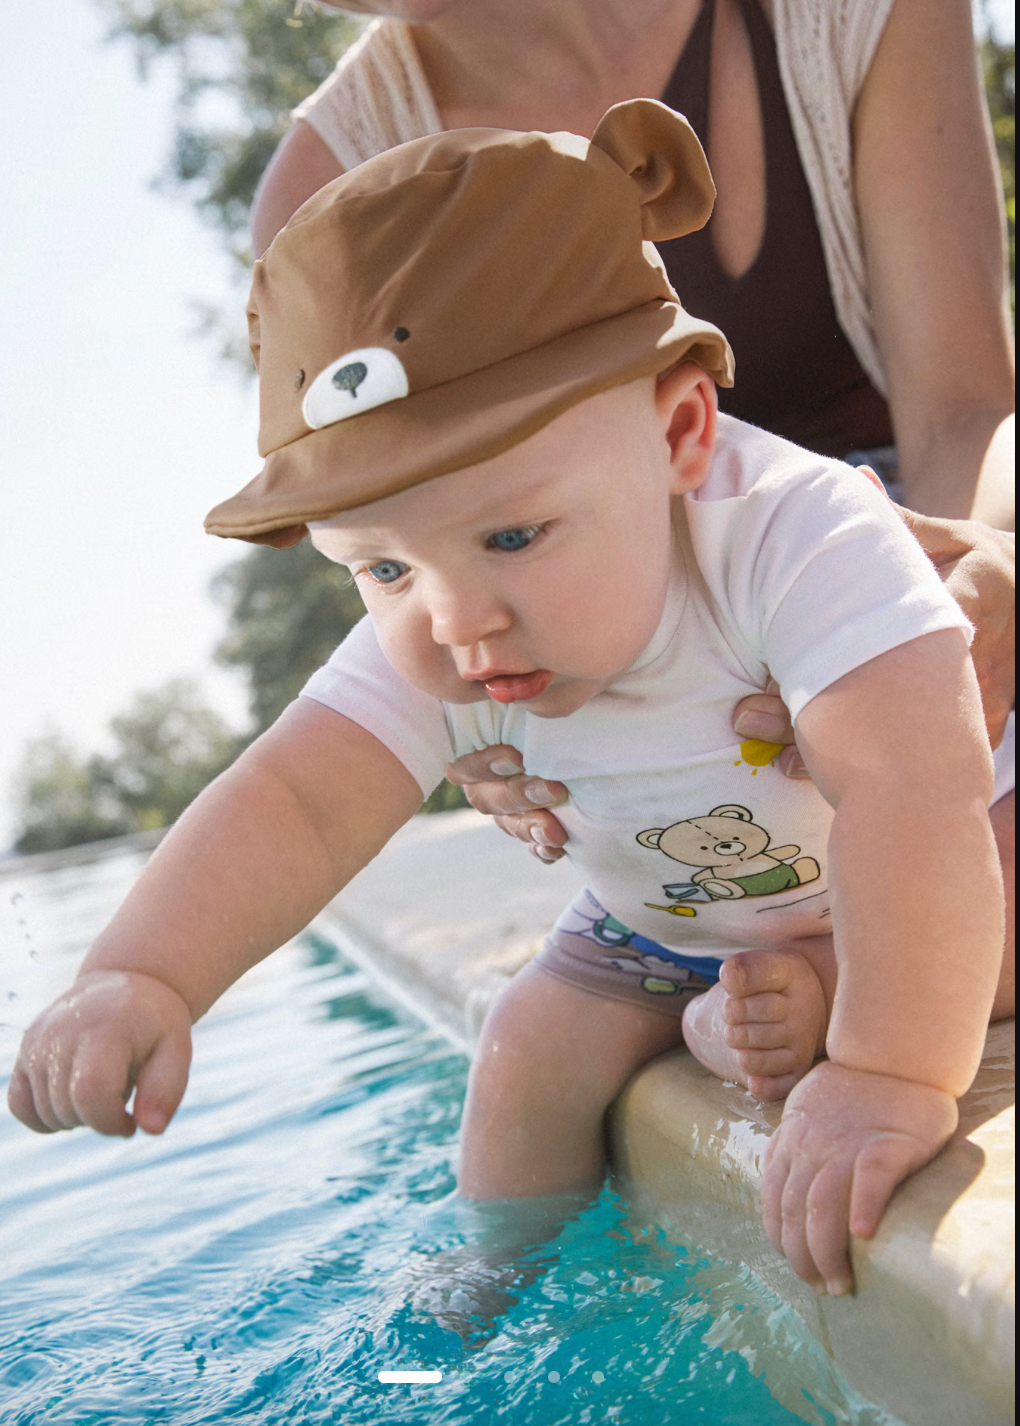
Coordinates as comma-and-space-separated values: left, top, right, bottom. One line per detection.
302, 347, 410, 430
715, 840, 746, 855
332, 361, 369, 397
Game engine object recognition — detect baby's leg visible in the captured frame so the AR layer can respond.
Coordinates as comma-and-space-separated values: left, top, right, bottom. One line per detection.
990, 789, 1014, 1020
459, 962, 687, 1200
682, 940, 834, 1101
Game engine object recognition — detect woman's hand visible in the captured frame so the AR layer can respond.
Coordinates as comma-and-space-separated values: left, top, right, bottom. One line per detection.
445, 747, 569, 862
895, 507, 1015, 748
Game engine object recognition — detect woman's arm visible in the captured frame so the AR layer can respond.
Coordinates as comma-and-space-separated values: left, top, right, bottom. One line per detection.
852, 0, 1014, 525
251, 120, 345, 258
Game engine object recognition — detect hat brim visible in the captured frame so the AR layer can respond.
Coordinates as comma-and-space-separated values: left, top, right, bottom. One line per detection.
204, 299, 734, 546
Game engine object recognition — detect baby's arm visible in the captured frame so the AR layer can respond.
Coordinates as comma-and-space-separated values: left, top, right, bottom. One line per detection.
763, 627, 1002, 1294
8, 700, 422, 1137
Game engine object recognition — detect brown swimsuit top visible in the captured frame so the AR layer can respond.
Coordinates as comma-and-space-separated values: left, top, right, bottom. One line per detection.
656, 0, 893, 457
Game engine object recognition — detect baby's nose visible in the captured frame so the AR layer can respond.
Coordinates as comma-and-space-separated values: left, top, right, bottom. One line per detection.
428, 584, 512, 650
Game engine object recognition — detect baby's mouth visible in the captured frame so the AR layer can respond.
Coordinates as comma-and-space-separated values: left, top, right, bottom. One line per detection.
479, 670, 554, 704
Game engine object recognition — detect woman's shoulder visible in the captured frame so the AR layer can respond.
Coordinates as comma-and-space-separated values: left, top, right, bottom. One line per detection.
292, 18, 442, 170
771, 0, 896, 98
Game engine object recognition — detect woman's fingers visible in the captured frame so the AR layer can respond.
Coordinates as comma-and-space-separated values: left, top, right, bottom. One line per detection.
895, 507, 1015, 746
445, 745, 570, 857
733, 689, 811, 779
445, 745, 525, 785
733, 691, 794, 746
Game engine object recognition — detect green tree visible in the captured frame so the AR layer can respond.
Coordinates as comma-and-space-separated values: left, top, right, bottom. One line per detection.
95, 678, 243, 828
12, 680, 242, 853
13, 734, 131, 854
979, 12, 1016, 309
99, 0, 361, 267
212, 538, 367, 732
211, 543, 468, 811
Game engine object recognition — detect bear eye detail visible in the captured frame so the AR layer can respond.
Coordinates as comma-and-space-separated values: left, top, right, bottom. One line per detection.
365, 559, 408, 585
486, 524, 545, 553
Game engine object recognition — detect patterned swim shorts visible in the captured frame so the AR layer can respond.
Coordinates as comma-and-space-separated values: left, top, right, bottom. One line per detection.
532, 888, 723, 1018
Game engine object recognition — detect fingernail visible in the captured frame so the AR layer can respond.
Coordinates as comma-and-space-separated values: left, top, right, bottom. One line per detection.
828, 1277, 853, 1297
810, 1281, 828, 1296
784, 752, 810, 779
524, 779, 556, 806
734, 711, 784, 740
535, 847, 559, 863
530, 826, 554, 847
489, 758, 520, 777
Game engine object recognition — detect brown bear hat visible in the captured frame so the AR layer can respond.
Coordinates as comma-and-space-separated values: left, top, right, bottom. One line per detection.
205, 99, 734, 548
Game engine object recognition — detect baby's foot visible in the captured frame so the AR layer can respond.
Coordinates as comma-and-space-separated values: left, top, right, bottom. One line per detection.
408, 1251, 545, 1348
682, 949, 826, 1100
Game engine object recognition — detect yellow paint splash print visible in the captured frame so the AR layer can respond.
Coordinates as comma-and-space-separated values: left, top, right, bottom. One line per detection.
734, 739, 784, 774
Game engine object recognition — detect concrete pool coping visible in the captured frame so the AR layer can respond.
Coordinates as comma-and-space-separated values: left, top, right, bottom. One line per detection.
317, 808, 1015, 1426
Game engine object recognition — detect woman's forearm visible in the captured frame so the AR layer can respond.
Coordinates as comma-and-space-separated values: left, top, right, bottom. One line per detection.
897, 409, 1015, 528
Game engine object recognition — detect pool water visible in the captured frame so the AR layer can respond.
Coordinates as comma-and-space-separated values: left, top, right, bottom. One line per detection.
0, 850, 888, 1426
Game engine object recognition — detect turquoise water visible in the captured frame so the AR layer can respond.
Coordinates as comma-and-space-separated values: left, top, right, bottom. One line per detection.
1, 850, 873, 1425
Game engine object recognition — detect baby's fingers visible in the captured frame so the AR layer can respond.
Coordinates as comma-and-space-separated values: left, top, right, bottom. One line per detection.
848, 1134, 931, 1241
804, 1158, 854, 1296
67, 1034, 138, 1137
761, 1133, 792, 1252
7, 1062, 57, 1134
132, 1027, 192, 1136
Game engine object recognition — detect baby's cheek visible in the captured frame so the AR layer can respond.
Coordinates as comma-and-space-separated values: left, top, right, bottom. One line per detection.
373, 618, 483, 704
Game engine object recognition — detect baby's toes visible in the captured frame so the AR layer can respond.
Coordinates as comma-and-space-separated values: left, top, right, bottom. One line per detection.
719, 948, 792, 999
735, 1044, 801, 1081
724, 1018, 789, 1051
722, 989, 789, 1027
745, 1069, 803, 1102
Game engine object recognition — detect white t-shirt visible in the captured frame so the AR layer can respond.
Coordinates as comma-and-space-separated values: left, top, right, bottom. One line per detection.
302, 417, 971, 957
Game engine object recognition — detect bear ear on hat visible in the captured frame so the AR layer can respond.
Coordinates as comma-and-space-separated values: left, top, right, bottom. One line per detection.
590, 98, 716, 242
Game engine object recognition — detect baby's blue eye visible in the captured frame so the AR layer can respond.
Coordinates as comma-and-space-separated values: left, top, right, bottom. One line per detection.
367, 559, 407, 584
487, 525, 542, 553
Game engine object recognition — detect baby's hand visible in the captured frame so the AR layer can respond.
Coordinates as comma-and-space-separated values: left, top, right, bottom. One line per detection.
8, 971, 192, 1138
761, 1062, 958, 1295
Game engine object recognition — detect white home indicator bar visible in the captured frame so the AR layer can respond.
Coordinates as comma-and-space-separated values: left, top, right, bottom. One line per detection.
378, 1370, 443, 1384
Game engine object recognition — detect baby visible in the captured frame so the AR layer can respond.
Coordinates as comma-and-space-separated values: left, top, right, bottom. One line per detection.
10, 101, 1008, 1302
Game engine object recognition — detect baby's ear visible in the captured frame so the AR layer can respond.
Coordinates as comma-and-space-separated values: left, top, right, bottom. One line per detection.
590, 99, 715, 242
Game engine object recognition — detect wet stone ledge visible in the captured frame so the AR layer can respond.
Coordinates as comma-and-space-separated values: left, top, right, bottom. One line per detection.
318, 809, 1015, 1426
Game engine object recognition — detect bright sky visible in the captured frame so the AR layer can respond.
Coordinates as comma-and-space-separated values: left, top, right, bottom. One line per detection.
1, 1, 262, 847
0, 1, 1014, 851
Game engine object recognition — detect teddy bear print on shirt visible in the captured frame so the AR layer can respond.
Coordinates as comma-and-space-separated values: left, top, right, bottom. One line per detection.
637, 804, 820, 914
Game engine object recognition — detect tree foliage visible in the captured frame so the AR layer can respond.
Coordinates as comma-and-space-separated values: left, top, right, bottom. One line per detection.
13, 680, 242, 853
14, 735, 132, 854
212, 538, 367, 732
211, 543, 468, 811
98, 0, 361, 265
979, 16, 1016, 308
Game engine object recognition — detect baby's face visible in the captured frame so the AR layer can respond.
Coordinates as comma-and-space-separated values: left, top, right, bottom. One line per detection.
310, 379, 689, 719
